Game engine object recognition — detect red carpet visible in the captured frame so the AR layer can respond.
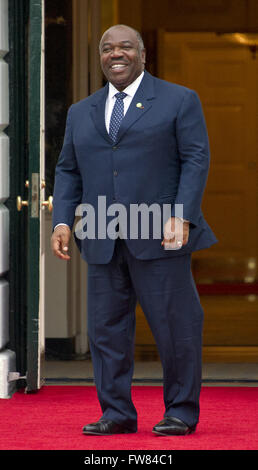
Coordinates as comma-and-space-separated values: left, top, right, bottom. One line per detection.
0, 386, 257, 450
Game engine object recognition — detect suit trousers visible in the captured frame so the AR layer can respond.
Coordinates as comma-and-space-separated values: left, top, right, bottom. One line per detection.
87, 238, 204, 431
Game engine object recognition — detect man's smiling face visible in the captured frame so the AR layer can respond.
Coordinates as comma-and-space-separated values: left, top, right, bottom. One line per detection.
99, 25, 146, 91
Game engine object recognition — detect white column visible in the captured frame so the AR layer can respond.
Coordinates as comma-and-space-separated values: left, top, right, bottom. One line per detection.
0, 0, 15, 399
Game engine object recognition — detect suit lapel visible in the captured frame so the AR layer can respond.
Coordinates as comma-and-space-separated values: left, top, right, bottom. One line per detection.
90, 83, 113, 144
90, 71, 156, 144
116, 71, 155, 143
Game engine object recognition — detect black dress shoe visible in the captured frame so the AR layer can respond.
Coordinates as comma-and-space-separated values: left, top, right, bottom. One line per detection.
152, 417, 196, 436
82, 419, 136, 435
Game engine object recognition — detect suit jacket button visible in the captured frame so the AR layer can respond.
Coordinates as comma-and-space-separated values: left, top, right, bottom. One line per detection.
113, 170, 118, 176
112, 146, 118, 150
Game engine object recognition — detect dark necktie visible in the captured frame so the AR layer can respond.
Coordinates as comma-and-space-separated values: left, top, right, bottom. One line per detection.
109, 92, 127, 142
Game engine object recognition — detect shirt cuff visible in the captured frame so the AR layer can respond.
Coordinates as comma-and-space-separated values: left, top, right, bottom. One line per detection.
54, 223, 70, 230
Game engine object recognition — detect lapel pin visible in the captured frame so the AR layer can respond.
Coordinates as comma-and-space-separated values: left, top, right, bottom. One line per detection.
136, 102, 144, 109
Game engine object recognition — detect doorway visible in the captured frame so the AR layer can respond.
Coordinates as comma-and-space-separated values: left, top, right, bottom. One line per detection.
43, 2, 258, 385
44, 0, 90, 366
158, 32, 258, 362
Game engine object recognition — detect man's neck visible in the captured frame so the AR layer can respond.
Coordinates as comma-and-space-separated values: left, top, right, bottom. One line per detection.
109, 70, 145, 94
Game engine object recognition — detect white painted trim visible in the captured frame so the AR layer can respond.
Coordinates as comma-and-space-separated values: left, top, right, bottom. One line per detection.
0, 280, 9, 349
0, 133, 9, 203
0, 60, 9, 131
0, 205, 9, 274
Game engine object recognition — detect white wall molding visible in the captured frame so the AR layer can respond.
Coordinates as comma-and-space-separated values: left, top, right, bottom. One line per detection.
0, 280, 9, 349
0, 59, 9, 130
0, 0, 8, 57
0, 133, 9, 203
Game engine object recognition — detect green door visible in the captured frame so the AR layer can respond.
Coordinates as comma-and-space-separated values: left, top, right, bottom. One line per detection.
26, 0, 45, 392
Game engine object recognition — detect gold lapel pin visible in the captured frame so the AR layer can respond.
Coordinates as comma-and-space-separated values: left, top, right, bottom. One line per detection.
136, 102, 144, 109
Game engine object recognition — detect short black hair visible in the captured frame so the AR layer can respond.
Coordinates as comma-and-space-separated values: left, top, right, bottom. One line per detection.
99, 24, 145, 53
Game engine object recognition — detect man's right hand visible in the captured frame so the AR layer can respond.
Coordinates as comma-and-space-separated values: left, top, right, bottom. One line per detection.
51, 225, 71, 260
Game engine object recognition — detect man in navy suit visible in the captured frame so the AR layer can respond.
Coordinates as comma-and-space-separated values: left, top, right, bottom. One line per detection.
51, 24, 217, 436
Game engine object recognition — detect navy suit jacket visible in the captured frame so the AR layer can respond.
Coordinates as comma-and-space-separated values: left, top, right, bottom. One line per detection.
53, 71, 217, 264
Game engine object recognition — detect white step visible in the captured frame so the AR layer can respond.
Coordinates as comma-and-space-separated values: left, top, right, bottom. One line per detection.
0, 349, 16, 398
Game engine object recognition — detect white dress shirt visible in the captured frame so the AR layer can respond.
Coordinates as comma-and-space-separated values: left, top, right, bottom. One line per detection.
55, 71, 145, 231
105, 71, 144, 133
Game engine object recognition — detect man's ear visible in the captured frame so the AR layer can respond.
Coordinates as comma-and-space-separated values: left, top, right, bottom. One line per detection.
142, 48, 146, 65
